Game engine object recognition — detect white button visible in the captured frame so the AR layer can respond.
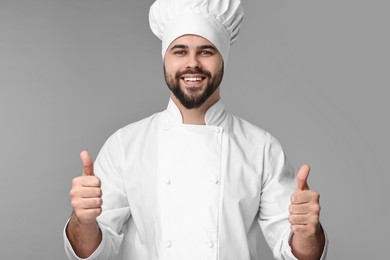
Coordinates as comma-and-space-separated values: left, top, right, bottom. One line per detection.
165, 241, 172, 248
164, 179, 171, 185
207, 241, 214, 248
214, 128, 221, 133
210, 178, 219, 184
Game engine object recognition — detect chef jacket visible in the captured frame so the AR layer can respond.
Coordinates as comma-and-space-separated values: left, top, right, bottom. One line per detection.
64, 98, 328, 260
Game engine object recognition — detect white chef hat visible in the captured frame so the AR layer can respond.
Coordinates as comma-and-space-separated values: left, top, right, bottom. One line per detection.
149, 0, 244, 63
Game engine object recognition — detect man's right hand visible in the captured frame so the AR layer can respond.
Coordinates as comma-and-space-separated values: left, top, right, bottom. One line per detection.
70, 151, 102, 224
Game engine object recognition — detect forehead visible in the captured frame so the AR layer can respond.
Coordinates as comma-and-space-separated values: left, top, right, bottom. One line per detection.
168, 34, 217, 49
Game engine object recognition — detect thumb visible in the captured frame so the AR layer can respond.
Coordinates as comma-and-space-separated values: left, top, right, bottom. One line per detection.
296, 164, 310, 191
80, 151, 94, 176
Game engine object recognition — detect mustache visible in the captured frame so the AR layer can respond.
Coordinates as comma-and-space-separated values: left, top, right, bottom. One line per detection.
175, 68, 212, 79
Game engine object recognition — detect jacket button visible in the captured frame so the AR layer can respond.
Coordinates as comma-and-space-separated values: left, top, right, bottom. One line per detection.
207, 241, 214, 248
165, 241, 172, 248
164, 179, 171, 185
210, 179, 219, 184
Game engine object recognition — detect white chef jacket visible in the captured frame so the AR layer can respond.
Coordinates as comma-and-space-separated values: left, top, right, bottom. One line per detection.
64, 98, 328, 260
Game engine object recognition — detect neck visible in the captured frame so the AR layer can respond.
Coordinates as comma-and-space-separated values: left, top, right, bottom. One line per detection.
171, 88, 220, 125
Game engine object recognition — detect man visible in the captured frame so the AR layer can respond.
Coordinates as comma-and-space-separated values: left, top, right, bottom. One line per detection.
64, 0, 328, 259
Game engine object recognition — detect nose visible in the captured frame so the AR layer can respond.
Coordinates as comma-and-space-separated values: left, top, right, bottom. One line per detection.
186, 52, 201, 69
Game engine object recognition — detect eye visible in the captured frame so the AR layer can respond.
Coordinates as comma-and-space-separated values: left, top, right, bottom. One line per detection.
200, 50, 213, 56
173, 50, 186, 56
199, 50, 214, 57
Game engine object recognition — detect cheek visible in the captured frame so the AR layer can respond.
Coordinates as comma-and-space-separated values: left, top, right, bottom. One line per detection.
165, 60, 184, 75
205, 58, 223, 73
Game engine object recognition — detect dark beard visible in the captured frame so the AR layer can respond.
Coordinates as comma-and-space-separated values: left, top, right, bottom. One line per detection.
164, 64, 224, 109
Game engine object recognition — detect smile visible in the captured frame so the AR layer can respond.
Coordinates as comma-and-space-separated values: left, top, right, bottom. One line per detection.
180, 74, 207, 85
183, 77, 203, 82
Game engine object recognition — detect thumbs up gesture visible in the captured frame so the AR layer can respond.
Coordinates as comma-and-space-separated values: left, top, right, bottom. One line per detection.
69, 151, 103, 224
289, 164, 321, 238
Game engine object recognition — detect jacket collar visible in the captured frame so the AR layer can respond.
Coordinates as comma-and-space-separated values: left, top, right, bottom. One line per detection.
165, 98, 227, 126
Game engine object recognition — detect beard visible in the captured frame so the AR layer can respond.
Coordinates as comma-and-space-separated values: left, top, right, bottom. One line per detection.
164, 64, 224, 109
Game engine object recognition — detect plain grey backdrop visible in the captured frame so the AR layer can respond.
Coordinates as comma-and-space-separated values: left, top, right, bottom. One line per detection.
1, 0, 389, 259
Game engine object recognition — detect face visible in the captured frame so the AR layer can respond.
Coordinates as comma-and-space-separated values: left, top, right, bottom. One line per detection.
164, 34, 224, 109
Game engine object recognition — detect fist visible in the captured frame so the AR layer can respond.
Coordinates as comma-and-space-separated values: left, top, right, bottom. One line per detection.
289, 164, 321, 237
70, 151, 102, 224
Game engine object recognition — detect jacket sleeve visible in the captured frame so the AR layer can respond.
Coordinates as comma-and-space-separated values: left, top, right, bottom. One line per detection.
258, 133, 328, 259
64, 132, 131, 260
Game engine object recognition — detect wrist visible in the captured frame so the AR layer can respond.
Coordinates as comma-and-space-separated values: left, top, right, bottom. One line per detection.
290, 224, 325, 260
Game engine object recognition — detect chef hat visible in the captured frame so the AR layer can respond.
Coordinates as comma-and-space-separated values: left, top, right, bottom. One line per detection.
149, 0, 244, 62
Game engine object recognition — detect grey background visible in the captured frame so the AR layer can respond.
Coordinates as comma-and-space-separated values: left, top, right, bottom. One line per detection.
1, 0, 389, 259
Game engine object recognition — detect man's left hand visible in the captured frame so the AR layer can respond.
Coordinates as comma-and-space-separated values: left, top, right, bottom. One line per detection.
289, 164, 322, 237
288, 164, 325, 259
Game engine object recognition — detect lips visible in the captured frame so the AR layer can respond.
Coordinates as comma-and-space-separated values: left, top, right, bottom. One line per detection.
181, 74, 206, 80
180, 74, 207, 86
183, 77, 203, 82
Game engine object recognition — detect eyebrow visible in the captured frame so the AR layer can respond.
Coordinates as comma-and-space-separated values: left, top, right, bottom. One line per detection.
170, 44, 188, 50
197, 45, 217, 51
169, 44, 217, 51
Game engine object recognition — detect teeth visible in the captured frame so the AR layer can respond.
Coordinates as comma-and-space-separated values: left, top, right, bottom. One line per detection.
184, 77, 202, 82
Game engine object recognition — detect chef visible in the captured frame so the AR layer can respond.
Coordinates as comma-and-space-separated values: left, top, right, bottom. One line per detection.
64, 0, 328, 259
